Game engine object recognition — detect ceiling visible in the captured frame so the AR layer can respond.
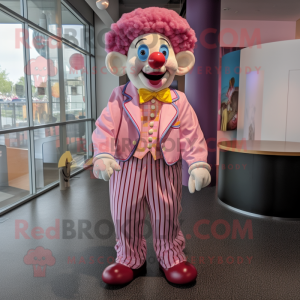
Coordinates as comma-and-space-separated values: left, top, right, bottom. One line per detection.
119, 0, 182, 15
119, 0, 300, 21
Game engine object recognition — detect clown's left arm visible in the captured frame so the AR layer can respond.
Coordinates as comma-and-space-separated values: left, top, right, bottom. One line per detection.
178, 94, 211, 193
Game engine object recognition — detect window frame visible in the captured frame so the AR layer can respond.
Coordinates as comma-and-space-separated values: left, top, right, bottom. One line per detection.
0, 1, 95, 215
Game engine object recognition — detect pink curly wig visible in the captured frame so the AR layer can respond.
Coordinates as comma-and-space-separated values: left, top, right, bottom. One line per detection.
105, 7, 197, 55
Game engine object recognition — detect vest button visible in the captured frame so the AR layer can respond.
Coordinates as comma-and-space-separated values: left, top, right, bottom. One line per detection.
151, 99, 155, 104
149, 121, 154, 127
132, 140, 136, 145
150, 113, 155, 118
148, 137, 153, 142
148, 129, 153, 134
147, 143, 152, 149
162, 147, 166, 151
151, 105, 155, 110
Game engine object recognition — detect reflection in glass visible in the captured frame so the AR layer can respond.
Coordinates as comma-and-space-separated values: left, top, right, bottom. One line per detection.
27, 0, 60, 35
0, 0, 22, 15
62, 4, 87, 50
28, 28, 60, 125
66, 122, 88, 174
0, 11, 27, 130
0, 131, 30, 210
63, 44, 86, 120
34, 122, 91, 190
34, 126, 61, 190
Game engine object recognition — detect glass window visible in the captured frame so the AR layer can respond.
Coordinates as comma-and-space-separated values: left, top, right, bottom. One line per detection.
66, 121, 89, 174
34, 125, 61, 190
63, 44, 86, 120
0, 0, 22, 15
91, 56, 96, 119
62, 4, 86, 50
0, 11, 27, 130
0, 2, 95, 213
34, 121, 90, 190
0, 130, 30, 210
27, 0, 60, 36
27, 28, 60, 125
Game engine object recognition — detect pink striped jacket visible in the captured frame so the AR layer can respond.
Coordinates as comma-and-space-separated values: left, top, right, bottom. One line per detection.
92, 81, 208, 167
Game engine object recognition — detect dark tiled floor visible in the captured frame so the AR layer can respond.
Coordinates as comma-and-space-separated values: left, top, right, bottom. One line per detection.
1, 169, 300, 299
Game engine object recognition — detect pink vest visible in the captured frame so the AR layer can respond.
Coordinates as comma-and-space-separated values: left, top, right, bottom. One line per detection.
133, 99, 162, 160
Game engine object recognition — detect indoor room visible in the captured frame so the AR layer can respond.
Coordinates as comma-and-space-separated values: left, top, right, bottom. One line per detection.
0, 0, 300, 299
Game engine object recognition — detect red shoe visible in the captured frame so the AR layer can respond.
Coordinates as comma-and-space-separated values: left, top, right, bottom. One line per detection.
102, 262, 146, 285
160, 261, 197, 284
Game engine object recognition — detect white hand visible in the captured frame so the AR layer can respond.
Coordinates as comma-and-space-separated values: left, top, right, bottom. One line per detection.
93, 157, 121, 181
188, 168, 211, 194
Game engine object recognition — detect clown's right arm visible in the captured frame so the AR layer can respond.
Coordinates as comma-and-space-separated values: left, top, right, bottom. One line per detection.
178, 94, 211, 193
92, 87, 123, 180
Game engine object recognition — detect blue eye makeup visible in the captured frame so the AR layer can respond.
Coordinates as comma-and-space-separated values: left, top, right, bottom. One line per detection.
159, 45, 169, 59
137, 44, 149, 61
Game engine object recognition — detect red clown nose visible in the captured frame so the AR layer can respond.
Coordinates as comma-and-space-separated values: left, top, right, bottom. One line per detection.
148, 52, 166, 69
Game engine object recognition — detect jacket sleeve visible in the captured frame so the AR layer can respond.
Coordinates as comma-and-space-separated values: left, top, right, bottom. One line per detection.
92, 87, 123, 161
179, 94, 210, 172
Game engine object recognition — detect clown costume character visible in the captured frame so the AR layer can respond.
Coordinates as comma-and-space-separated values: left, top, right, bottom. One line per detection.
92, 7, 211, 285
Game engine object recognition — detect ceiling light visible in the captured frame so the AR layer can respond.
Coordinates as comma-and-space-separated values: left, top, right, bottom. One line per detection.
96, 0, 109, 10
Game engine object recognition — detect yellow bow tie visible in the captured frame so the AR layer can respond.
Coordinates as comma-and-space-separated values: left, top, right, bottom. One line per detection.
138, 88, 172, 104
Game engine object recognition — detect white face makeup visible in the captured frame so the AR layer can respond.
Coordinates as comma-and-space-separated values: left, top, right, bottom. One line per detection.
126, 33, 177, 91
105, 33, 195, 92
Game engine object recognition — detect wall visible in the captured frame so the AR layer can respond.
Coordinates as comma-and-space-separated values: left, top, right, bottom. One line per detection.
221, 20, 296, 48
243, 70, 264, 141
237, 39, 300, 142
65, 0, 94, 24
285, 70, 300, 142
105, 0, 119, 22
296, 19, 300, 39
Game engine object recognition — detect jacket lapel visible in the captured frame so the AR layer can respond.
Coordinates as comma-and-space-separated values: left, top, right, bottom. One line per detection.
159, 89, 179, 140
122, 82, 141, 133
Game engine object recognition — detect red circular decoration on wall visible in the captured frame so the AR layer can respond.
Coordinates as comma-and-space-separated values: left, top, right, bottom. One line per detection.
69, 53, 84, 70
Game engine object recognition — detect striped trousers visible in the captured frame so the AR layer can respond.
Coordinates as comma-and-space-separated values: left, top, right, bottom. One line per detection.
109, 152, 186, 270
